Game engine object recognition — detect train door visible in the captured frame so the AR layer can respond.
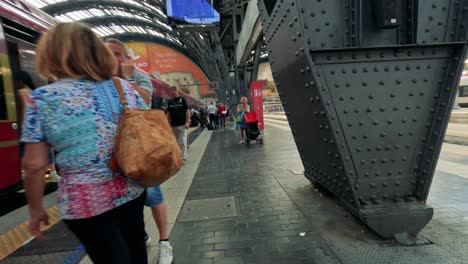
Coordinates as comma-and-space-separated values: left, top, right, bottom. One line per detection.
0, 21, 20, 195
0, 16, 43, 195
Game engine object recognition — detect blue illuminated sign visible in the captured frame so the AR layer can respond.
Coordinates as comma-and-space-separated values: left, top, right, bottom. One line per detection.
166, 0, 220, 24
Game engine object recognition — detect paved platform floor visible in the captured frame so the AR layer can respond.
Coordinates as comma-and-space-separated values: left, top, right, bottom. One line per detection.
168, 120, 468, 264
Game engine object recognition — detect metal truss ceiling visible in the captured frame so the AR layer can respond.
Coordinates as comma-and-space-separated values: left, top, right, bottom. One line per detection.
24, 0, 178, 41
23, 0, 225, 82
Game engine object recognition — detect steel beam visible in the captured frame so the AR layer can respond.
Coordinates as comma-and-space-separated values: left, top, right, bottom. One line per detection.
258, 0, 468, 240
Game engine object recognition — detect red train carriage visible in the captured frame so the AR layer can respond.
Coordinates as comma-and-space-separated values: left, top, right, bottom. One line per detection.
0, 0, 54, 196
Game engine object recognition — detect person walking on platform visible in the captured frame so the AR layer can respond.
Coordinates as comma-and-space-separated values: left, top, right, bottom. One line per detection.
237, 96, 251, 144
207, 101, 217, 129
106, 38, 174, 264
167, 87, 190, 161
199, 106, 207, 128
218, 103, 227, 128
21, 22, 148, 264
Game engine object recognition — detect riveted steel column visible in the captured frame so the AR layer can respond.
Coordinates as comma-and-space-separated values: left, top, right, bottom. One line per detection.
258, 0, 468, 239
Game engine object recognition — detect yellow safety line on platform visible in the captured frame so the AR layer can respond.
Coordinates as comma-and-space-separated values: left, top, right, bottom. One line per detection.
0, 140, 18, 148
0, 205, 60, 262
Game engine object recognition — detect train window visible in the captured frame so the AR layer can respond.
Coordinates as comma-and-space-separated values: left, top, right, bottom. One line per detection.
0, 66, 7, 120
6, 36, 47, 89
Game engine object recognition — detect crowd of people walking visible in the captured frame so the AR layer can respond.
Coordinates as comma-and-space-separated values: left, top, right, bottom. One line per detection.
19, 21, 253, 264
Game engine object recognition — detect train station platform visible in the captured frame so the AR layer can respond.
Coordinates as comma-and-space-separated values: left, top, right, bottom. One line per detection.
265, 111, 468, 147
1, 122, 468, 264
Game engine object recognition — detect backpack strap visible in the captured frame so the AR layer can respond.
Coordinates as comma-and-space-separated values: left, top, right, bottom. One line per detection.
112, 77, 128, 107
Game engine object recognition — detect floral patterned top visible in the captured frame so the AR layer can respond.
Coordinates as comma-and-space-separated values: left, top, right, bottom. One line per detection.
21, 78, 146, 220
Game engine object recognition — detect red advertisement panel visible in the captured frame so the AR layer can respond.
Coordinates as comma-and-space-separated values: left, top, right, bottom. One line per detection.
250, 81, 266, 130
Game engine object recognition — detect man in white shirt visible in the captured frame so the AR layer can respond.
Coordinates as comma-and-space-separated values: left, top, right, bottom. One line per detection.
207, 102, 217, 129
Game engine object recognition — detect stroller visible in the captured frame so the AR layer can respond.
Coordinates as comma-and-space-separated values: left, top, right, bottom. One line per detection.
244, 112, 263, 145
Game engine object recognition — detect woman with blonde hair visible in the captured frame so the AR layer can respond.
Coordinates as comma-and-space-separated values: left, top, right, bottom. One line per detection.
21, 22, 148, 263
236, 96, 250, 143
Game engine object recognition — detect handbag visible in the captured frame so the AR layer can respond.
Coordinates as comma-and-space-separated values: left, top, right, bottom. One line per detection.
236, 108, 245, 123
108, 77, 183, 187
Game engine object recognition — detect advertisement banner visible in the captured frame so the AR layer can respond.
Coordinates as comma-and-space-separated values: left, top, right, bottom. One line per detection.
125, 42, 215, 99
250, 81, 266, 130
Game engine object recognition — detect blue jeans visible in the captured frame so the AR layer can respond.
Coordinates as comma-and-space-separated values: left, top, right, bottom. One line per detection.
144, 186, 164, 207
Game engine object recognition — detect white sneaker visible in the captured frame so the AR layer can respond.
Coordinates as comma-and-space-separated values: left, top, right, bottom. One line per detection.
48, 170, 61, 182
159, 241, 173, 264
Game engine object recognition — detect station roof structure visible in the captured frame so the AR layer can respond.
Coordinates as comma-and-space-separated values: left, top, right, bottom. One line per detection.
23, 0, 219, 80
24, 0, 183, 45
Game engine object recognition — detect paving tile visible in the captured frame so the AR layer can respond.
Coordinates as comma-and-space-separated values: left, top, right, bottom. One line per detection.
191, 244, 215, 252
213, 257, 243, 264
169, 129, 342, 264
200, 250, 225, 259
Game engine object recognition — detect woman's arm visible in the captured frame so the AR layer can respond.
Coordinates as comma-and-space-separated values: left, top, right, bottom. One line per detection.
23, 142, 50, 240
246, 105, 251, 113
